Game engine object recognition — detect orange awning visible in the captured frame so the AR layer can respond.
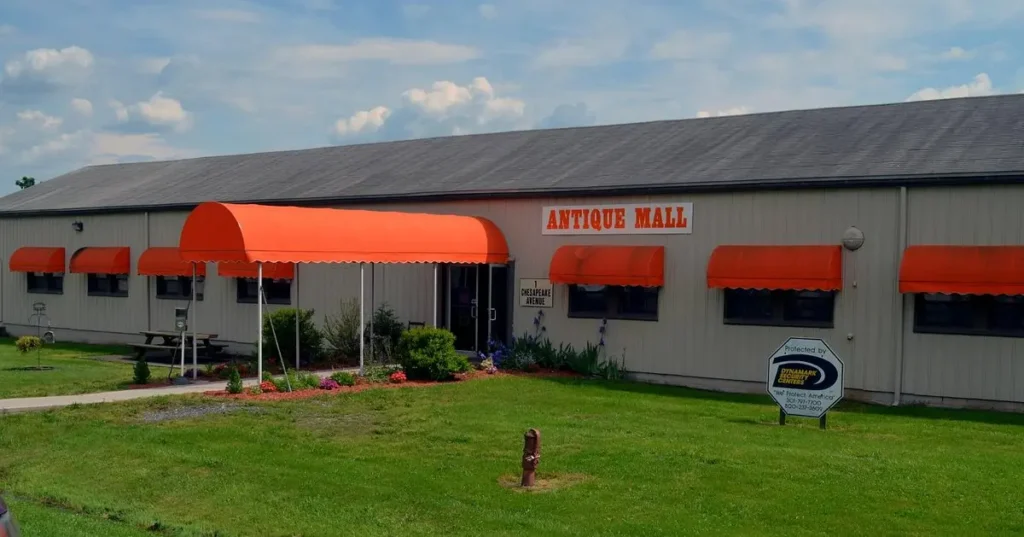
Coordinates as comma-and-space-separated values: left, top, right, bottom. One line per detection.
70, 247, 131, 275
899, 245, 1024, 295
549, 245, 664, 287
707, 245, 842, 291
217, 261, 295, 280
138, 247, 207, 277
9, 247, 66, 273
179, 202, 510, 265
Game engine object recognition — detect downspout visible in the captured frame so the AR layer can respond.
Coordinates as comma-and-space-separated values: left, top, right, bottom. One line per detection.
892, 186, 907, 406
145, 212, 152, 333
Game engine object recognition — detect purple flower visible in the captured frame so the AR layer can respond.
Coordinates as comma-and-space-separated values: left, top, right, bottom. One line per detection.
319, 378, 340, 390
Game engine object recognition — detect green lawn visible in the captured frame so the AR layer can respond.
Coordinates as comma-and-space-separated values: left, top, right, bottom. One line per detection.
2, 376, 1024, 537
0, 339, 172, 398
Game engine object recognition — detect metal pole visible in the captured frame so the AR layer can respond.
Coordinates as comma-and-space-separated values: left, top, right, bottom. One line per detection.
257, 262, 263, 382
893, 186, 908, 406
191, 263, 197, 381
487, 264, 494, 343
778, 409, 786, 426
295, 265, 300, 371
359, 263, 365, 375
180, 328, 186, 377
433, 264, 438, 327
369, 263, 375, 361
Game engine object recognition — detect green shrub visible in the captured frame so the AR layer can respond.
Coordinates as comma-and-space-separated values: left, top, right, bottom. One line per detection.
15, 335, 42, 354
330, 371, 356, 386
133, 358, 151, 385
397, 327, 470, 381
361, 364, 395, 383
262, 308, 324, 368
297, 371, 321, 389
322, 299, 361, 361
227, 367, 244, 394
368, 303, 404, 362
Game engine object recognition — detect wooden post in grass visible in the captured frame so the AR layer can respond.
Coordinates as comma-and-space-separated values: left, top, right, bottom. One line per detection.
521, 428, 541, 487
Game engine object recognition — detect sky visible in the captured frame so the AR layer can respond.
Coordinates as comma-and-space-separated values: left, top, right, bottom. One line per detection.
1, 0, 1024, 195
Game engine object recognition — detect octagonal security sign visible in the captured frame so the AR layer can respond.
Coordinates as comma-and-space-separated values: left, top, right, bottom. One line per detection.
767, 338, 844, 418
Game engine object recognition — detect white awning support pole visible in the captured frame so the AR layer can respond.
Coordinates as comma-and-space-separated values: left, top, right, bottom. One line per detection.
191, 262, 198, 380
369, 263, 375, 360
359, 263, 365, 376
257, 262, 264, 382
433, 264, 438, 327
295, 266, 300, 371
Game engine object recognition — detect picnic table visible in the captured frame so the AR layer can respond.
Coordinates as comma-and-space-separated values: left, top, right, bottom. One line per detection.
132, 330, 228, 360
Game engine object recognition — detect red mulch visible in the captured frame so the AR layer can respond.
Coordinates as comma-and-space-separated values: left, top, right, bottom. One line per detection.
203, 369, 580, 401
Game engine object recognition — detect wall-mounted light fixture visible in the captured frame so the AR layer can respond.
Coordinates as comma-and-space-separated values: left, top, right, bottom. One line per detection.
71, 220, 84, 232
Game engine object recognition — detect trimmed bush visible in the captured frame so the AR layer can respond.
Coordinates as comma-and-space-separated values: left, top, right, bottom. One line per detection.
133, 358, 151, 385
227, 367, 244, 394
262, 308, 324, 368
15, 335, 42, 354
397, 327, 470, 381
330, 371, 356, 386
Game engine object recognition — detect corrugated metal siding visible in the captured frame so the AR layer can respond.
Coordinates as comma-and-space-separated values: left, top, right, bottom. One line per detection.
0, 214, 149, 337
903, 185, 1024, 402
1, 189, 901, 395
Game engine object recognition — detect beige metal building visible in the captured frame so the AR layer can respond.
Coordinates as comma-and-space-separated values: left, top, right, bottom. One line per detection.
2, 95, 1024, 410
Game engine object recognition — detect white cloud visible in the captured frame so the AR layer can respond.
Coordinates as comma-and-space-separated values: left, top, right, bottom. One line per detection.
71, 98, 93, 117
192, 9, 261, 23
277, 39, 481, 66
88, 132, 200, 164
334, 106, 391, 136
111, 93, 193, 132
138, 57, 172, 74
2, 46, 94, 87
17, 110, 63, 129
22, 130, 88, 161
696, 106, 752, 118
534, 38, 629, 68
333, 76, 526, 141
906, 73, 995, 101
939, 46, 974, 60
650, 31, 732, 61
478, 4, 497, 19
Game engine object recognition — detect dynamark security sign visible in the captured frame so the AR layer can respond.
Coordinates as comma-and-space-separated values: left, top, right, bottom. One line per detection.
767, 337, 844, 418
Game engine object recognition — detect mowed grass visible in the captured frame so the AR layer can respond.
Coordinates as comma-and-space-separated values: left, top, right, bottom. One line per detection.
0, 339, 172, 398
2, 376, 1024, 537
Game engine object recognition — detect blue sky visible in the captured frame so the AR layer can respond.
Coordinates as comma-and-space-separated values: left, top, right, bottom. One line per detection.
1, 0, 1023, 194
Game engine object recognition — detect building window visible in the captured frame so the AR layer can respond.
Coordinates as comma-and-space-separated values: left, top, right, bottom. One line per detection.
913, 293, 1024, 338
87, 273, 129, 297
236, 278, 291, 305
723, 289, 835, 328
567, 284, 659, 321
27, 272, 64, 294
155, 276, 204, 301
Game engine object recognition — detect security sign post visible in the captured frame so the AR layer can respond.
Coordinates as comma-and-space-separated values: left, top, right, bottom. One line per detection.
767, 337, 844, 430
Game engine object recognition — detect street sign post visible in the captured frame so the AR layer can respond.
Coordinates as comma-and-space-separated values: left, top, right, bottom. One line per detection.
767, 337, 844, 429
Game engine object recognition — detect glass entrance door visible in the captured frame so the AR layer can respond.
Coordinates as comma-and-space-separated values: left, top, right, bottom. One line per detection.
448, 265, 479, 351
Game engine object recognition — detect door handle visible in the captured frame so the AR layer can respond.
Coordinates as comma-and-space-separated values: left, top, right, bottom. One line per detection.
470, 306, 477, 319
488, 308, 497, 321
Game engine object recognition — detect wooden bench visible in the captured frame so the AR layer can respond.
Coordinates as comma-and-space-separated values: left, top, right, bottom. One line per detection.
131, 343, 179, 360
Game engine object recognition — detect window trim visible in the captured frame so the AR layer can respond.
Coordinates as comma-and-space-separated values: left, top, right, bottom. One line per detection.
912, 293, 1024, 339
87, 273, 130, 298
27, 272, 64, 295
236, 277, 292, 305
722, 289, 836, 329
566, 284, 659, 322
154, 275, 204, 301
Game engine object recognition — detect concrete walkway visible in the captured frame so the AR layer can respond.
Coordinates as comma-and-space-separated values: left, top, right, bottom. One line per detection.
0, 368, 353, 414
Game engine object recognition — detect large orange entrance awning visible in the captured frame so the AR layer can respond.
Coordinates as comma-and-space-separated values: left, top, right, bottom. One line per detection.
549, 245, 665, 287
899, 245, 1024, 295
138, 247, 207, 277
217, 261, 295, 280
179, 202, 510, 265
707, 245, 843, 291
70, 247, 131, 274
9, 247, 66, 273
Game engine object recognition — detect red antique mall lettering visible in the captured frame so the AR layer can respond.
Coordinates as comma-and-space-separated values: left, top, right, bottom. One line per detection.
614, 208, 626, 229
675, 206, 688, 229
581, 208, 591, 229
634, 207, 652, 228
570, 209, 584, 229
549, 205, 685, 231
558, 210, 570, 229
601, 208, 614, 230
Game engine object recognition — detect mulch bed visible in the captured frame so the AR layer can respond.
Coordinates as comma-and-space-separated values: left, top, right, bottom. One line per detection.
204, 369, 580, 401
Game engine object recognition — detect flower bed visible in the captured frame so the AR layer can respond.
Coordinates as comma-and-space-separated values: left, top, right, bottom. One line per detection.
203, 369, 576, 401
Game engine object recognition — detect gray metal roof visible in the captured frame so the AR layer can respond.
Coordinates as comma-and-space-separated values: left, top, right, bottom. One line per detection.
3, 94, 1024, 216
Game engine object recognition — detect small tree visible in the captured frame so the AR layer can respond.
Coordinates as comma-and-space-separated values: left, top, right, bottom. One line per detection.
133, 358, 151, 385
262, 308, 323, 369
322, 299, 361, 362
15, 335, 43, 369
16, 176, 35, 189
227, 366, 244, 394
